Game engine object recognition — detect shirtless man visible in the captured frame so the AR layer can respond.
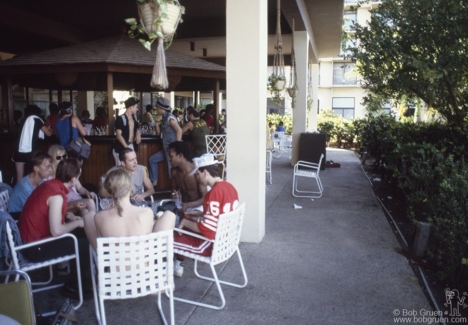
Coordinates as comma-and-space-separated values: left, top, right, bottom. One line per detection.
167, 141, 207, 212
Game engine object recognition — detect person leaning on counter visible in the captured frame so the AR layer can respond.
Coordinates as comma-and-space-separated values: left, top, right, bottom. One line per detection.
112, 97, 141, 166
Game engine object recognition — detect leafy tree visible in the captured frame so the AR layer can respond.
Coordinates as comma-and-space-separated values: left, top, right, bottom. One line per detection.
351, 0, 468, 129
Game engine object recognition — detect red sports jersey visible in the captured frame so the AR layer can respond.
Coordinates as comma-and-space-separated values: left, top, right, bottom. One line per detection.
198, 181, 239, 240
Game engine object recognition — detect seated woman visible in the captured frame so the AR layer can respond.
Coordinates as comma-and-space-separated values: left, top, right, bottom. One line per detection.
48, 144, 96, 217
85, 169, 175, 250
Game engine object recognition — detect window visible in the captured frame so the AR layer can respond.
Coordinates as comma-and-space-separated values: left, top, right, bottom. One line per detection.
343, 10, 357, 31
383, 101, 391, 115
333, 62, 357, 85
340, 37, 356, 57
332, 97, 355, 119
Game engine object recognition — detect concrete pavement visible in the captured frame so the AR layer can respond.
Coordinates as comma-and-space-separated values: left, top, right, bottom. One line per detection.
73, 148, 430, 324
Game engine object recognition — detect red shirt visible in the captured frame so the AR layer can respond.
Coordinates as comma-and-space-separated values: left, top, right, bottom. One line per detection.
19, 179, 68, 242
198, 181, 239, 240
204, 115, 214, 127
45, 114, 60, 136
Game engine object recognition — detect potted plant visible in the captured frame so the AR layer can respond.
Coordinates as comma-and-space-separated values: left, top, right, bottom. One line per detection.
126, 0, 184, 50
268, 74, 286, 106
125, 0, 185, 89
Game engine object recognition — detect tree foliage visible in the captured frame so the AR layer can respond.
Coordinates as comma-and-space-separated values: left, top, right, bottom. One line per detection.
351, 0, 468, 128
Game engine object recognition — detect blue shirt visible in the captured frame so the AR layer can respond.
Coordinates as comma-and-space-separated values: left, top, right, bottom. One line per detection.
8, 176, 35, 213
56, 116, 79, 147
276, 125, 285, 132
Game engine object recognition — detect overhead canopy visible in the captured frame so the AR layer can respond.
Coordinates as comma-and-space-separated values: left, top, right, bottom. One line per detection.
0, 0, 343, 64
0, 35, 226, 92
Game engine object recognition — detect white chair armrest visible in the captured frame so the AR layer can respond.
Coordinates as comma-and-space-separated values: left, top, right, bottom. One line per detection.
14, 233, 78, 251
176, 228, 214, 242
296, 160, 320, 169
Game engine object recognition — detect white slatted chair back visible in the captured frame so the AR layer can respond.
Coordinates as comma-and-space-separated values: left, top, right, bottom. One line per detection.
205, 135, 227, 179
209, 203, 246, 266
0, 190, 9, 212
91, 230, 174, 325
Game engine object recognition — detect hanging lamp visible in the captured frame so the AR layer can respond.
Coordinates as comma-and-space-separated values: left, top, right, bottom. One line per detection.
287, 18, 298, 109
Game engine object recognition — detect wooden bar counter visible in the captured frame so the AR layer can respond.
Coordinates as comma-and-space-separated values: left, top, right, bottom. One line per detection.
0, 133, 171, 191
79, 135, 170, 191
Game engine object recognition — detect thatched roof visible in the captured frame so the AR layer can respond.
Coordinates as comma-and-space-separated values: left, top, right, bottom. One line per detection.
0, 35, 225, 91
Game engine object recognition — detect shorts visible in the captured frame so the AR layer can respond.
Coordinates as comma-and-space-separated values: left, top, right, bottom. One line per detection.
174, 230, 213, 257
11, 151, 31, 164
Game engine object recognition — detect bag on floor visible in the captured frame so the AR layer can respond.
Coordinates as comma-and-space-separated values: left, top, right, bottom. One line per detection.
50, 299, 77, 325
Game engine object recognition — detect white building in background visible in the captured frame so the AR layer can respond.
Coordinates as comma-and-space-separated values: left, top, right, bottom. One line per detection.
317, 0, 383, 120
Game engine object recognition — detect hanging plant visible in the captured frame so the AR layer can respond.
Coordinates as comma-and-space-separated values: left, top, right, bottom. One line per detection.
125, 0, 185, 89
287, 18, 298, 109
268, 74, 285, 106
268, 0, 286, 106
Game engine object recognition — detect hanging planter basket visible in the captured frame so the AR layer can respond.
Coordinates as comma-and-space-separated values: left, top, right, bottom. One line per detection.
126, 0, 184, 89
287, 86, 298, 98
276, 79, 286, 91
138, 2, 181, 39
287, 18, 299, 109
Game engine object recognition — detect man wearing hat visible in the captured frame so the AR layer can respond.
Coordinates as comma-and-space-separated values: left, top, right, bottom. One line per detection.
173, 153, 239, 277
113, 97, 141, 166
149, 97, 182, 189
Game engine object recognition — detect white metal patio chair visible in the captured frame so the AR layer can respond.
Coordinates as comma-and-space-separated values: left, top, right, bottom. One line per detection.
5, 223, 83, 315
0, 189, 9, 212
205, 134, 227, 179
292, 154, 324, 198
172, 203, 248, 310
266, 150, 273, 184
0, 270, 36, 325
90, 230, 175, 325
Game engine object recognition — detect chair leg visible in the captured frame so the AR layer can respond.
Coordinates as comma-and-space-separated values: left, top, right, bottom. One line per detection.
172, 263, 226, 310
193, 249, 248, 288
99, 297, 107, 325
172, 250, 249, 310
158, 289, 174, 325
292, 175, 323, 198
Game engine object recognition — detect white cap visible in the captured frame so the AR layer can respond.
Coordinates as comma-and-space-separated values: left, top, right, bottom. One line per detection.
190, 153, 218, 175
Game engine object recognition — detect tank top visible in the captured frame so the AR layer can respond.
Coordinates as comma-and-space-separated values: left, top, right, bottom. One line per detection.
190, 119, 209, 158
56, 116, 79, 147
161, 112, 177, 151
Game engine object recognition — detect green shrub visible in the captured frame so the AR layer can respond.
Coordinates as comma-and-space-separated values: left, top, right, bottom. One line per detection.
266, 114, 292, 134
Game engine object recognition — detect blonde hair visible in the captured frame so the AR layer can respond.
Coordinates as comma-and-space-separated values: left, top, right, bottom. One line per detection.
47, 144, 66, 176
104, 169, 132, 217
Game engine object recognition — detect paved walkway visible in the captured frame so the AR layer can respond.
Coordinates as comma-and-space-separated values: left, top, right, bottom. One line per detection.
75, 148, 430, 324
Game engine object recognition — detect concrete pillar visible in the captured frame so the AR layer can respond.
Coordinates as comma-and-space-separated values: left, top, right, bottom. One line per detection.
76, 91, 95, 118
309, 63, 319, 130
291, 31, 309, 165
226, 0, 267, 243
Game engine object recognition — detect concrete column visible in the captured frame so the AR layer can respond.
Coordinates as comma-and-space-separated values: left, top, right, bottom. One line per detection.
76, 91, 95, 118
163, 92, 174, 107
226, 0, 267, 243
291, 31, 309, 165
308, 63, 319, 130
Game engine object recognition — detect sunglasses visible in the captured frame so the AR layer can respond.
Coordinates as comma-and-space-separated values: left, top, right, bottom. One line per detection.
56, 154, 67, 160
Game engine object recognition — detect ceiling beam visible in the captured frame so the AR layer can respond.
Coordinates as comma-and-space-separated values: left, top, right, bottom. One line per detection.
0, 3, 86, 45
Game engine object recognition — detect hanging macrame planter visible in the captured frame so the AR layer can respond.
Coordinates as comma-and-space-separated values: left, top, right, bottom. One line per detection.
287, 18, 298, 109
126, 0, 184, 89
268, 0, 286, 106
